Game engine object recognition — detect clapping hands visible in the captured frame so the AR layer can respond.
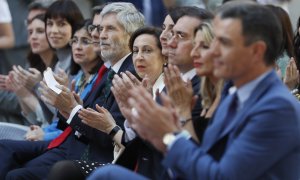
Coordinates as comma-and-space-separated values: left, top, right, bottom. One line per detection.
284, 57, 299, 90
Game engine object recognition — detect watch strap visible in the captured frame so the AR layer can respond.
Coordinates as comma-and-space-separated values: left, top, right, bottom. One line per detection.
109, 125, 121, 139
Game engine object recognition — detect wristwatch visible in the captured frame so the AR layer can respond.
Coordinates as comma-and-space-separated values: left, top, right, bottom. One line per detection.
163, 130, 191, 147
180, 117, 192, 126
108, 125, 121, 139
163, 133, 177, 146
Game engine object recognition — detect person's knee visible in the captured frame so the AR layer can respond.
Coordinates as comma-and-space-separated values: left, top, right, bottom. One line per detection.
88, 165, 147, 180
5, 171, 16, 180
48, 160, 85, 180
6, 168, 41, 180
88, 165, 120, 179
6, 169, 26, 180
0, 141, 16, 180
0, 140, 11, 150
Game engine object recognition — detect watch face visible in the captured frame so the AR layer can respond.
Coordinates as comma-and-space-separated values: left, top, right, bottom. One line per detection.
109, 126, 121, 138
163, 133, 176, 146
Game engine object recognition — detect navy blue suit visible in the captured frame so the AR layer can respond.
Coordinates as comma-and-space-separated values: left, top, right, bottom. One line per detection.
0, 55, 135, 179
88, 71, 300, 180
162, 70, 300, 179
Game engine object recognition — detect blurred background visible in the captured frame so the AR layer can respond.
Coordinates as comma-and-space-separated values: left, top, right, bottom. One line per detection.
0, 0, 299, 123
1, 0, 300, 77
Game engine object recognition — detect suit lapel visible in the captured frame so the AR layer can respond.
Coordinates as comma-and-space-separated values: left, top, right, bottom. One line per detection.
105, 54, 134, 99
83, 71, 108, 107
201, 93, 236, 151
84, 55, 134, 107
219, 71, 278, 138
203, 70, 278, 152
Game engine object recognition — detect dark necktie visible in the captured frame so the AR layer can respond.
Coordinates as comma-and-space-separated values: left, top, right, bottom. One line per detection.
99, 68, 115, 104
220, 92, 238, 131
201, 92, 238, 161
202, 92, 238, 151
80, 69, 116, 160
47, 66, 109, 150
80, 144, 90, 161
104, 68, 116, 98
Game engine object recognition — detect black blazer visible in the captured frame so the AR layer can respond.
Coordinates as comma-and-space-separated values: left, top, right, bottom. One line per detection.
57, 54, 135, 163
117, 74, 202, 179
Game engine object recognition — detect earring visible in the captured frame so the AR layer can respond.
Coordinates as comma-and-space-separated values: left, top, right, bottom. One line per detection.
163, 62, 168, 67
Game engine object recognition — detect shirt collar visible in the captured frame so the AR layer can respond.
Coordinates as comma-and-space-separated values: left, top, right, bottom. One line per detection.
104, 61, 111, 68
182, 68, 197, 82
152, 73, 165, 100
233, 70, 272, 109
111, 53, 130, 73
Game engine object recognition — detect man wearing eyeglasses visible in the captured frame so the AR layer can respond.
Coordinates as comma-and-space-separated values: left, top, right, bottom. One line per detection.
46, 2, 145, 179
0, 3, 144, 180
87, 5, 112, 89
47, 2, 144, 166
165, 7, 212, 124
89, 5, 105, 58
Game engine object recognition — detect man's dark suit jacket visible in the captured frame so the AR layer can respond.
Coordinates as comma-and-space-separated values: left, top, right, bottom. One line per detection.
0, 55, 135, 179
56, 54, 135, 163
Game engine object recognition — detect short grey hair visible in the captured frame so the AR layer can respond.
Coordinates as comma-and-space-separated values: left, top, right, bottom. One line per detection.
101, 2, 145, 35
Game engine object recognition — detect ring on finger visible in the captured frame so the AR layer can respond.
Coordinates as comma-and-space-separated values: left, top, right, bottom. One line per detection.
131, 107, 139, 117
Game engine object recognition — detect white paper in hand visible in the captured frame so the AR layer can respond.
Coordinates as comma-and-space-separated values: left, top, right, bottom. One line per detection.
43, 68, 62, 94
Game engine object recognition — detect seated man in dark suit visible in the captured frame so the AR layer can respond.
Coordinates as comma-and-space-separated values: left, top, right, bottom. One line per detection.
87, 2, 300, 180
0, 2, 144, 179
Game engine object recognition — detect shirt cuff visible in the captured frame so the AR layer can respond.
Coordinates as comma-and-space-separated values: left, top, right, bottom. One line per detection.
66, 105, 83, 124
167, 130, 191, 151
123, 120, 137, 142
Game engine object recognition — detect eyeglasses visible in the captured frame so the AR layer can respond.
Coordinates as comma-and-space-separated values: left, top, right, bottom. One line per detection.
69, 38, 93, 47
166, 31, 187, 41
24, 18, 33, 26
88, 24, 101, 34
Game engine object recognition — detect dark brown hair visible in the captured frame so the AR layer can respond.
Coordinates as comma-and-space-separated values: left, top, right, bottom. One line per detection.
27, 14, 57, 72
217, 2, 282, 65
129, 26, 162, 52
70, 19, 102, 75
45, 0, 84, 44
293, 16, 300, 69
266, 5, 294, 58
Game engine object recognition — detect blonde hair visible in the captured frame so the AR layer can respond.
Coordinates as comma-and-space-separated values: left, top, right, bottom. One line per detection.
196, 22, 223, 109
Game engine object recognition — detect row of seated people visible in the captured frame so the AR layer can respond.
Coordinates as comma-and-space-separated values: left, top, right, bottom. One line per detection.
0, 1, 300, 179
